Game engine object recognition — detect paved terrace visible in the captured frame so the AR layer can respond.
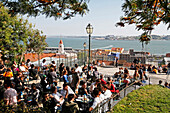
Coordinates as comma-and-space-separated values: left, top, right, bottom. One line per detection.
97, 66, 170, 84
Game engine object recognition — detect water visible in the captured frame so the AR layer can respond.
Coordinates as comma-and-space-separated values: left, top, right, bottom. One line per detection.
46, 37, 170, 55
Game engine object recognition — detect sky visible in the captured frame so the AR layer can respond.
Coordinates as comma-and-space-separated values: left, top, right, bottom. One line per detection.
26, 0, 170, 36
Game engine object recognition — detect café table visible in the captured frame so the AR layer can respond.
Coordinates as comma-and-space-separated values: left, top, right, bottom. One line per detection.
75, 96, 93, 112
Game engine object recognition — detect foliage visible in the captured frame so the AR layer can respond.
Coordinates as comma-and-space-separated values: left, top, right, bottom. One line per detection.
116, 0, 170, 49
139, 32, 151, 50
27, 29, 48, 55
111, 85, 170, 113
1, 0, 89, 20
0, 4, 47, 65
116, 0, 170, 34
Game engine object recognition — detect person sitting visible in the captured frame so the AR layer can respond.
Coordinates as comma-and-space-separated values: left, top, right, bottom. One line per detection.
28, 83, 40, 106
147, 65, 152, 72
14, 72, 24, 92
101, 62, 106, 67
3, 68, 13, 84
26, 59, 31, 69
89, 79, 101, 94
48, 67, 57, 84
164, 82, 169, 88
100, 74, 106, 85
89, 88, 100, 112
42, 93, 51, 111
50, 61, 56, 69
60, 83, 75, 99
102, 85, 112, 99
98, 87, 105, 102
123, 74, 131, 84
29, 64, 38, 80
40, 75, 48, 92
162, 66, 168, 73
52, 86, 64, 106
133, 68, 139, 80
41, 59, 48, 70
91, 68, 99, 82
78, 81, 88, 96
0, 65, 6, 79
130, 63, 135, 70
157, 66, 162, 73
62, 94, 79, 113
4, 82, 18, 106
158, 80, 164, 87
152, 68, 158, 74
63, 70, 69, 84
19, 61, 28, 72
106, 82, 119, 94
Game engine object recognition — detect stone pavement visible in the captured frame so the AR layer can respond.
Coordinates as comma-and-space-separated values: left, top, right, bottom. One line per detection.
97, 66, 170, 84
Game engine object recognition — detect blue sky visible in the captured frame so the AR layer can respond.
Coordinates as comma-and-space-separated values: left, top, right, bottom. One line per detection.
26, 0, 170, 36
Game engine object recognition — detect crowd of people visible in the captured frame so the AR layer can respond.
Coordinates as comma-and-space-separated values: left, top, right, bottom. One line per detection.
0, 59, 169, 113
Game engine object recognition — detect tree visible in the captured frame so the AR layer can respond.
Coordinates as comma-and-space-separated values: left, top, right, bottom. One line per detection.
1, 0, 89, 20
0, 4, 47, 65
116, 0, 170, 49
27, 29, 48, 67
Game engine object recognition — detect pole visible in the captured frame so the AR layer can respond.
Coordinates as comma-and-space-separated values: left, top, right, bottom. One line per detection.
84, 46, 85, 66
88, 34, 91, 70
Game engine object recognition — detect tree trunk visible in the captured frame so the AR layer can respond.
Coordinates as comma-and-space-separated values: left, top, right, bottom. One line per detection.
38, 53, 40, 71
20, 52, 24, 64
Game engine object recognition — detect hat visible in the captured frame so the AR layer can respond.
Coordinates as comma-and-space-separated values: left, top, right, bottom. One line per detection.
43, 75, 47, 77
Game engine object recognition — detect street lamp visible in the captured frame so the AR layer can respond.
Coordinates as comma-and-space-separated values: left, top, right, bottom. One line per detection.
83, 42, 86, 66
86, 23, 93, 69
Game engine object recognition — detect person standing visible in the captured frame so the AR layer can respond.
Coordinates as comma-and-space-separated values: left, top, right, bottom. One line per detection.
59, 63, 64, 78
166, 63, 170, 82
115, 57, 118, 67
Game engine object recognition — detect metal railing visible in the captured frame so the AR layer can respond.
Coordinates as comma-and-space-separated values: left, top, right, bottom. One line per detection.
91, 81, 141, 113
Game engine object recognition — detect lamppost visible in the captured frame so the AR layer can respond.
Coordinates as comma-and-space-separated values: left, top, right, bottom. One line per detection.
86, 23, 93, 69
83, 42, 86, 66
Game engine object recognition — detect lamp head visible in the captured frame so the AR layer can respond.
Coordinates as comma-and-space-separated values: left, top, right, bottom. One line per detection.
86, 23, 93, 35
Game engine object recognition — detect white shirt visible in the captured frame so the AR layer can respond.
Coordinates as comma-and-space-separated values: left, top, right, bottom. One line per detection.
99, 93, 105, 102
19, 66, 26, 72
89, 82, 96, 93
104, 89, 112, 99
41, 62, 47, 67
4, 88, 18, 105
52, 92, 64, 105
60, 86, 74, 97
91, 97, 100, 109
75, 67, 82, 73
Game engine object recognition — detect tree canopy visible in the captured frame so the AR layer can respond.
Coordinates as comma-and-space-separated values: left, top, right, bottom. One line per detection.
0, 4, 47, 64
116, 0, 170, 49
117, 0, 170, 32
1, 0, 89, 20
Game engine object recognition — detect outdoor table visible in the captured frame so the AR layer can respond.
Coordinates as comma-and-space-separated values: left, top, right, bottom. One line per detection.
113, 81, 125, 90
75, 96, 93, 112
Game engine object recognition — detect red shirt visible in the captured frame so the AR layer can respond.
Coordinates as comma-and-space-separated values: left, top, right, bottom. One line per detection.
100, 79, 106, 85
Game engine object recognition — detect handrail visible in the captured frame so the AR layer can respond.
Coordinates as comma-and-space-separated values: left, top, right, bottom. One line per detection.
91, 80, 140, 113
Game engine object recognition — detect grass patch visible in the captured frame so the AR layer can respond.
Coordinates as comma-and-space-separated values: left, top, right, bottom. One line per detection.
110, 85, 170, 113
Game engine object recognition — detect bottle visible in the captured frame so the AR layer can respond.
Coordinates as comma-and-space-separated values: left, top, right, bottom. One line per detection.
27, 76, 29, 81
84, 94, 87, 102
119, 77, 121, 85
21, 91, 23, 99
